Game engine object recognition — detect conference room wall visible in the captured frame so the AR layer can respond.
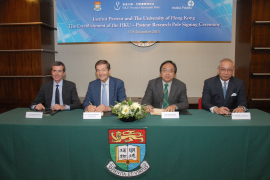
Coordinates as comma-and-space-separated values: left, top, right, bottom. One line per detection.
53, 0, 237, 98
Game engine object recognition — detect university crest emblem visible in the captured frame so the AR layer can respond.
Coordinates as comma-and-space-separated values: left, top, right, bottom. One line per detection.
106, 129, 150, 177
94, 2, 101, 11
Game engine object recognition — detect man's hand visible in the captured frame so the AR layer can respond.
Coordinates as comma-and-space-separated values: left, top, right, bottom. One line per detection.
164, 105, 176, 112
86, 105, 97, 112
145, 105, 154, 113
34, 103, 45, 110
51, 104, 66, 111
213, 107, 230, 115
232, 107, 245, 113
96, 104, 111, 112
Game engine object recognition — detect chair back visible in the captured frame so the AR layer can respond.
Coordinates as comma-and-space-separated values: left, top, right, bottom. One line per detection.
198, 98, 202, 109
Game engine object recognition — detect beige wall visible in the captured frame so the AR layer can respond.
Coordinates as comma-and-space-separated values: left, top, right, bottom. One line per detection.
54, 1, 236, 98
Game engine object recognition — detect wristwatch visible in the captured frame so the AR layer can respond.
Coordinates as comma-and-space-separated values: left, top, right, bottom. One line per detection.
238, 106, 247, 111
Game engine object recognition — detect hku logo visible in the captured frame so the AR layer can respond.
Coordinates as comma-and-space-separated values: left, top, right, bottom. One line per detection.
106, 129, 150, 177
94, 2, 101, 11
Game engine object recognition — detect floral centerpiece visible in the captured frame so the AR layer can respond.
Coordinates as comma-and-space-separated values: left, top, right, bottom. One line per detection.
111, 99, 147, 121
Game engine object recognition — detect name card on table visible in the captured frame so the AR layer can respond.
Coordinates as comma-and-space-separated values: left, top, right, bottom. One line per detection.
161, 112, 179, 119
83, 112, 102, 119
232, 113, 251, 120
25, 112, 43, 119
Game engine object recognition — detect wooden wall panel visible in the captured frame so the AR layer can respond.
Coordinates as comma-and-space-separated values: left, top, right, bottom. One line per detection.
0, 77, 52, 105
250, 77, 270, 98
41, 26, 55, 50
253, 0, 270, 21
0, 25, 41, 50
252, 25, 270, 47
235, 0, 252, 99
0, 78, 43, 102
0, 52, 42, 75
0, 52, 55, 76
0, 0, 40, 23
249, 101, 270, 108
251, 52, 270, 73
0, 0, 55, 114
40, 0, 54, 26
41, 52, 56, 75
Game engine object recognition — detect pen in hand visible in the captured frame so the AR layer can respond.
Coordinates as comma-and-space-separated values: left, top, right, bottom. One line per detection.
88, 101, 96, 112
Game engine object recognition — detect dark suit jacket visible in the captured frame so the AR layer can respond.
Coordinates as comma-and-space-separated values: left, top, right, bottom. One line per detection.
30, 80, 81, 110
82, 76, 126, 109
202, 75, 247, 110
141, 77, 189, 110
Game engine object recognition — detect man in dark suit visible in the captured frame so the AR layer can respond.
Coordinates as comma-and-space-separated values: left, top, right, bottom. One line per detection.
31, 61, 81, 110
142, 60, 189, 112
82, 60, 126, 112
202, 58, 247, 115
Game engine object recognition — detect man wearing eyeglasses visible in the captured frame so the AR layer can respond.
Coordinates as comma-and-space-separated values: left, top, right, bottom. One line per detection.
142, 60, 189, 112
202, 58, 247, 115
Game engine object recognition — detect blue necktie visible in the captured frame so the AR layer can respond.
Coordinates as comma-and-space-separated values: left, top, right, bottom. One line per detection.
223, 82, 227, 99
102, 84, 108, 106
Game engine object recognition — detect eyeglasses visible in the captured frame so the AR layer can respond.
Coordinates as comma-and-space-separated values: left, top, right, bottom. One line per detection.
219, 68, 233, 73
162, 69, 174, 73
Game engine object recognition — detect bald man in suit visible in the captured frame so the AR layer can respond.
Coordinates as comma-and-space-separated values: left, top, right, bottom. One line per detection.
202, 58, 247, 114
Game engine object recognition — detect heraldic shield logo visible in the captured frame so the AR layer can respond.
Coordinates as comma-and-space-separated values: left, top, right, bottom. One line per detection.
106, 129, 150, 177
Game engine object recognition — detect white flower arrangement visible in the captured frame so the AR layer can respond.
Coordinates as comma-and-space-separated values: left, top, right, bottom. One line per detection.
111, 100, 147, 121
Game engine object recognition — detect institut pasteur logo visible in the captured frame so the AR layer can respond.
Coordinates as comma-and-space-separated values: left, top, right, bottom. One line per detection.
106, 129, 150, 177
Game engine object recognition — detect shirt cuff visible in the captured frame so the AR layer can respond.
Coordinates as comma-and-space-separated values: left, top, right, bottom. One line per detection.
210, 106, 217, 113
64, 105, 70, 110
172, 104, 178, 110
31, 105, 36, 110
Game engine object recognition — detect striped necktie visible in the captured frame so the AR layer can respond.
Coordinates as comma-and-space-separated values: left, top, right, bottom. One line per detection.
163, 84, 169, 109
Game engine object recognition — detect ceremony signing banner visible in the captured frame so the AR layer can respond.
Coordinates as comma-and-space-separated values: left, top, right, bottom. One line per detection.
57, 0, 232, 43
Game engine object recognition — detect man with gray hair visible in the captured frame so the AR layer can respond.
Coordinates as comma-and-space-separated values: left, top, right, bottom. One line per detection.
30, 61, 81, 110
202, 58, 247, 115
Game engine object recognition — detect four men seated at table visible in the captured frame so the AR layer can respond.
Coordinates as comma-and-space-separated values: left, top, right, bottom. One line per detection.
142, 60, 189, 112
31, 59, 247, 114
202, 58, 247, 114
30, 61, 81, 110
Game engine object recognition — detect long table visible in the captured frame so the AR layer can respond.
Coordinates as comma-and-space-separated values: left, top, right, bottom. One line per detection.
0, 108, 270, 180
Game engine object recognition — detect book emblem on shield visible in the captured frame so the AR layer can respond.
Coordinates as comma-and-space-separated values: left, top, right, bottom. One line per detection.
106, 129, 150, 177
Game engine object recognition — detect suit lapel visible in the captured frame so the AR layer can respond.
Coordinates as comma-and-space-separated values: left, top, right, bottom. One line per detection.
109, 77, 115, 105
214, 76, 225, 104
156, 78, 164, 105
224, 77, 235, 105
168, 79, 176, 104
96, 79, 101, 106
62, 80, 67, 104
48, 81, 54, 107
